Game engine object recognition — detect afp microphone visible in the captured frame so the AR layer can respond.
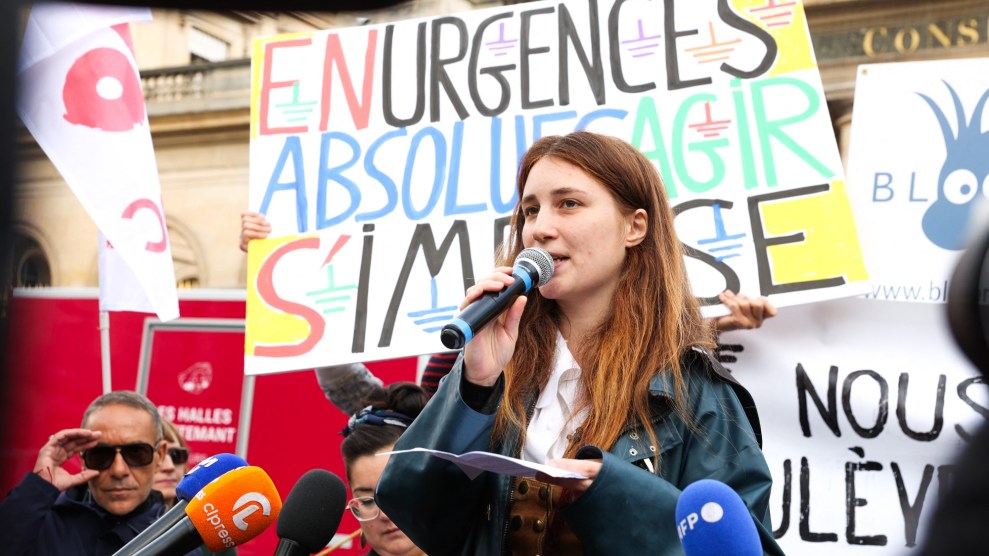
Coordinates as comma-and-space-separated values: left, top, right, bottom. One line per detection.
273, 469, 348, 556
675, 479, 761, 556
113, 453, 248, 556
440, 247, 554, 349
131, 466, 282, 556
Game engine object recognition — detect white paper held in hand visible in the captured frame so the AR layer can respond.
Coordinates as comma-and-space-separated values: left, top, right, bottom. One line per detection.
378, 447, 589, 481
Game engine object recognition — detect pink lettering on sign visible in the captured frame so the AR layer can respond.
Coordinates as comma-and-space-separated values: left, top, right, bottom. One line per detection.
254, 236, 327, 357
121, 198, 168, 252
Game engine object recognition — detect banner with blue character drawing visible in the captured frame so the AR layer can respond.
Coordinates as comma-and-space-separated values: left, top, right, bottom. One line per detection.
244, 0, 870, 375
848, 57, 989, 304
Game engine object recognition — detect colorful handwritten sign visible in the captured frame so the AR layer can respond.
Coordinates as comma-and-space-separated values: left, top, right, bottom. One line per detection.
246, 0, 868, 374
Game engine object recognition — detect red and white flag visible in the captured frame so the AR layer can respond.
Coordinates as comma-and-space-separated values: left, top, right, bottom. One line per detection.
18, 3, 179, 321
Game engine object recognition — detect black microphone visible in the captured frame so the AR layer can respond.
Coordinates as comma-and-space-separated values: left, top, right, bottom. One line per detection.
113, 453, 248, 556
273, 469, 348, 556
440, 247, 554, 349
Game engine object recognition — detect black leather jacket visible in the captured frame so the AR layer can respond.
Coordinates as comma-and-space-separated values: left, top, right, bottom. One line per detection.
378, 348, 785, 555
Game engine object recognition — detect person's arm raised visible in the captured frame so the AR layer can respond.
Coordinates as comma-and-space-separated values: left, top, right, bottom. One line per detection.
313, 363, 384, 416
712, 291, 778, 333
33, 428, 102, 490
239, 210, 271, 253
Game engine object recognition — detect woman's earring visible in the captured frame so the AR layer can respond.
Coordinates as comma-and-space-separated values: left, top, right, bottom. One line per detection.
360, 532, 367, 549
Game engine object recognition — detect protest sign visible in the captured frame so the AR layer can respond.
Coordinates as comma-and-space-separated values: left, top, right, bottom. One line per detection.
848, 57, 989, 304
246, 0, 867, 374
725, 298, 986, 553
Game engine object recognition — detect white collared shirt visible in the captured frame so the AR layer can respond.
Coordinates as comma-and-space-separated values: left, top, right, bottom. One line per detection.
522, 333, 588, 464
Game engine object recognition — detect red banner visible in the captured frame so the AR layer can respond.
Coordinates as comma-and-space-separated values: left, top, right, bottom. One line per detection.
0, 289, 417, 555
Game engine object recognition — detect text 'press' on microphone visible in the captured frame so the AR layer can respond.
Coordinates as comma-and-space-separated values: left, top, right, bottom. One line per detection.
113, 453, 249, 556
130, 465, 282, 556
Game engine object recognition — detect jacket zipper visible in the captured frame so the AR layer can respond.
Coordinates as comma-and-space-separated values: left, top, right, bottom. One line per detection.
500, 391, 539, 555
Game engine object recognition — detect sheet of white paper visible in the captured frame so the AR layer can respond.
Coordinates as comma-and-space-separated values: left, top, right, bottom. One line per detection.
379, 447, 588, 480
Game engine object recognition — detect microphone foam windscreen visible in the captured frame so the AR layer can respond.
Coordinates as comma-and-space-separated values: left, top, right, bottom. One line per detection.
674, 479, 761, 556
276, 469, 349, 552
186, 466, 282, 552
176, 453, 249, 501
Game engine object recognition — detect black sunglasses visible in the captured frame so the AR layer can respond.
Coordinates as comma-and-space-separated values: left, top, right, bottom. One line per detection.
82, 442, 157, 471
167, 447, 190, 465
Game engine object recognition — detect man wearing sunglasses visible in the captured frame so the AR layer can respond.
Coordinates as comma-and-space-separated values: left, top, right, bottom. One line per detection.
0, 390, 169, 555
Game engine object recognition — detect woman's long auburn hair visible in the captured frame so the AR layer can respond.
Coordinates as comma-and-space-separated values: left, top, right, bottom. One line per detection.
491, 131, 715, 459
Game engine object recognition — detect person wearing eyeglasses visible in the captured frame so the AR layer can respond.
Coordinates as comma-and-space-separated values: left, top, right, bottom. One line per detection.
0, 390, 169, 556
340, 382, 429, 556
153, 419, 191, 510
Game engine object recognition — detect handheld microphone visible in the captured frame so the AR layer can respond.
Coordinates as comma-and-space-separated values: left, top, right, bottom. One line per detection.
440, 247, 554, 349
273, 469, 349, 556
113, 453, 249, 556
675, 479, 761, 556
130, 466, 282, 556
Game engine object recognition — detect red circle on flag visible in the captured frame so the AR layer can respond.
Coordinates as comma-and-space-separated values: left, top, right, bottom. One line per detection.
62, 47, 145, 131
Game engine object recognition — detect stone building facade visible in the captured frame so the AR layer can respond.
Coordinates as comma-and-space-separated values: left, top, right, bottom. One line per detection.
10, 0, 989, 290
